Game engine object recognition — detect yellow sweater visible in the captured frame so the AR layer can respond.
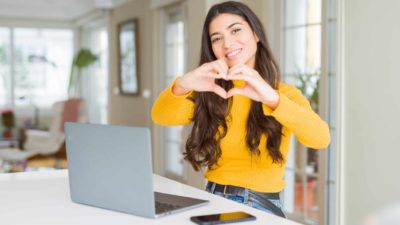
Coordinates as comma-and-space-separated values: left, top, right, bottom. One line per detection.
152, 79, 330, 192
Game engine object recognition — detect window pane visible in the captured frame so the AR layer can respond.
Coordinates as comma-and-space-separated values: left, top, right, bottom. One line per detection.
284, 1, 323, 223
163, 7, 186, 181
306, 176, 318, 221
307, 0, 322, 24
166, 20, 184, 44
285, 0, 307, 26
166, 21, 184, 79
14, 28, 73, 108
166, 43, 184, 78
285, 134, 297, 170
81, 27, 108, 124
0, 28, 11, 107
294, 173, 306, 215
165, 141, 184, 177
295, 141, 307, 171
306, 25, 321, 72
283, 168, 296, 213
307, 148, 319, 174
284, 27, 307, 76
165, 126, 182, 142
285, 0, 321, 26
285, 25, 321, 76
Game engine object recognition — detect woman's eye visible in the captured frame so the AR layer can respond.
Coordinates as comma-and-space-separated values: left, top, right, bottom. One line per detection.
211, 37, 221, 43
232, 28, 241, 34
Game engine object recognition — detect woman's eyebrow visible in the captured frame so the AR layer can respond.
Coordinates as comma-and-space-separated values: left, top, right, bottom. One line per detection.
227, 22, 243, 29
210, 22, 243, 37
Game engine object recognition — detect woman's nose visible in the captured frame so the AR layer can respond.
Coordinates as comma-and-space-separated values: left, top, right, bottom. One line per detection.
223, 35, 235, 49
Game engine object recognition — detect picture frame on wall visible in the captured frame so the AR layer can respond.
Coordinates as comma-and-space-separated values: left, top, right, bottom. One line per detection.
117, 19, 139, 95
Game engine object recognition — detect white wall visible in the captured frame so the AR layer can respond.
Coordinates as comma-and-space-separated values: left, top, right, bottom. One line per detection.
343, 0, 400, 224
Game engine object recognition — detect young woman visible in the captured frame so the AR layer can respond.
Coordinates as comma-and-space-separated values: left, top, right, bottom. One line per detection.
152, 1, 330, 217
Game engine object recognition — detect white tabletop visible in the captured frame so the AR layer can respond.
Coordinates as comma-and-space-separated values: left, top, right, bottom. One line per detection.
0, 170, 302, 225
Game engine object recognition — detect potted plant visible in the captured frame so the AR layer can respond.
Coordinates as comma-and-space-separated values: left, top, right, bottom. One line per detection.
1, 110, 15, 139
68, 48, 98, 97
296, 69, 320, 112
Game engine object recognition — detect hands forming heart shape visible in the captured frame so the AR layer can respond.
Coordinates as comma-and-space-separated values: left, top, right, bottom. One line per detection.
174, 59, 280, 109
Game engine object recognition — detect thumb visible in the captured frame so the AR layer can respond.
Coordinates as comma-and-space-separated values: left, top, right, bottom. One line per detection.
212, 84, 228, 99
226, 88, 245, 98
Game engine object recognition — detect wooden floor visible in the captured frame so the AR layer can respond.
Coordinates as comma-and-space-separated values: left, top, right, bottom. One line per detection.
0, 142, 68, 173
28, 157, 68, 169
0, 157, 68, 173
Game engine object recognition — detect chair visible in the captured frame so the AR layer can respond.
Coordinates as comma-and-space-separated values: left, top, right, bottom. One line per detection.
0, 98, 86, 171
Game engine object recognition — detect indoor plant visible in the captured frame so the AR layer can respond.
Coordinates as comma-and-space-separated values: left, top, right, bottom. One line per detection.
1, 110, 15, 139
68, 48, 98, 97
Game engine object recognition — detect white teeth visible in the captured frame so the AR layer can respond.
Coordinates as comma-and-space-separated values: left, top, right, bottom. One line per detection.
226, 49, 241, 58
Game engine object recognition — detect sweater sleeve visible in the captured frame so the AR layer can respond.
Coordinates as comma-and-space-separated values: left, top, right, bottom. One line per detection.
262, 83, 331, 149
151, 78, 195, 126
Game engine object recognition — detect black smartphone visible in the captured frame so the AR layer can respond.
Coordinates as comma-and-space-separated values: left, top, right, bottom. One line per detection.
190, 211, 256, 225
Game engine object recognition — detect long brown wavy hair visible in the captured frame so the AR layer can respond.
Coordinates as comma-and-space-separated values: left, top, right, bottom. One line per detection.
184, 1, 284, 171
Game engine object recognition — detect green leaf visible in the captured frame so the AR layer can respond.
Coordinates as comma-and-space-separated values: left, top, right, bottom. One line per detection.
68, 48, 98, 97
295, 68, 321, 112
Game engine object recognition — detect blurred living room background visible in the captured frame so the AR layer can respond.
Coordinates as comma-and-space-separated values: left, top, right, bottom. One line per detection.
1, 0, 399, 225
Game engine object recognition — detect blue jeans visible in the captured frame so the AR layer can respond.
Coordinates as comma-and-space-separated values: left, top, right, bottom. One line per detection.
206, 184, 285, 217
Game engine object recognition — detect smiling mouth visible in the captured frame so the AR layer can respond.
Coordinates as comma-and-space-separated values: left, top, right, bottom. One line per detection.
226, 48, 242, 60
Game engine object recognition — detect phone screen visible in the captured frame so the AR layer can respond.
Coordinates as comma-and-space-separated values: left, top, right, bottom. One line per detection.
190, 211, 256, 225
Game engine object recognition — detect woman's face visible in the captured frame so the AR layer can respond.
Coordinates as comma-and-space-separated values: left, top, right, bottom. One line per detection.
209, 13, 259, 68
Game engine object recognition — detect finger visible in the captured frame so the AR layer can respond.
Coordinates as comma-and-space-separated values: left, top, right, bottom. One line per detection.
216, 59, 229, 75
212, 84, 228, 99
226, 88, 245, 98
208, 60, 226, 76
228, 63, 244, 74
230, 65, 253, 75
202, 62, 219, 75
228, 66, 245, 77
229, 64, 257, 79
204, 71, 225, 79
213, 61, 227, 79
226, 73, 251, 82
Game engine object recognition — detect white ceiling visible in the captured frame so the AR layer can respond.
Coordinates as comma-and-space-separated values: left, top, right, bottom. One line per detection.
0, 0, 130, 21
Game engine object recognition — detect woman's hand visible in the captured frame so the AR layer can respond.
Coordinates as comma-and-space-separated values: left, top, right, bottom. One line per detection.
173, 59, 229, 98
226, 63, 280, 109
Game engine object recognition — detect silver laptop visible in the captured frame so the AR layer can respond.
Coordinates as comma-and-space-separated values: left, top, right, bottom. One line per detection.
65, 122, 209, 218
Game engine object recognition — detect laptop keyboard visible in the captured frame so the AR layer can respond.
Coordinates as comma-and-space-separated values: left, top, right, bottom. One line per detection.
155, 201, 182, 214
